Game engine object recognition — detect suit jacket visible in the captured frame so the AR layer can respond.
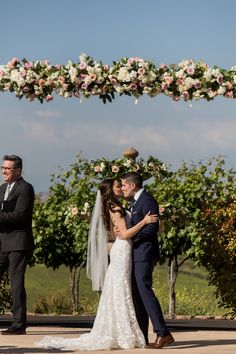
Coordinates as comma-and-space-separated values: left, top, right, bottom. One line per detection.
131, 189, 160, 262
0, 177, 35, 251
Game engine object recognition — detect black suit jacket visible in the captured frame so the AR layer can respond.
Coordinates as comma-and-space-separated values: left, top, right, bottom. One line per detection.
0, 177, 35, 251
131, 189, 160, 262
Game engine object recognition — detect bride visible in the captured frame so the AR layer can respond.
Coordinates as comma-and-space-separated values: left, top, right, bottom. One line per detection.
36, 178, 157, 350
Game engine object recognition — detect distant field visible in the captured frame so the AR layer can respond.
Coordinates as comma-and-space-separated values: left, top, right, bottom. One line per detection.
25, 261, 226, 316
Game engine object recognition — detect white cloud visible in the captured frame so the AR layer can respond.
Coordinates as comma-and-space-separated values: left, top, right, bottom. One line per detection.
185, 118, 236, 149
34, 110, 61, 118
61, 121, 168, 152
20, 121, 59, 144
59, 116, 236, 155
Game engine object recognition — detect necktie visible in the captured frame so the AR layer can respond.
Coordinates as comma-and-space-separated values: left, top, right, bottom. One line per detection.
4, 184, 11, 200
130, 198, 136, 211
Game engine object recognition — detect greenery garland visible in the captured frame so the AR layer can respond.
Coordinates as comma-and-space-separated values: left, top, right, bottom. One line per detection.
81, 154, 169, 181
1, 54, 236, 103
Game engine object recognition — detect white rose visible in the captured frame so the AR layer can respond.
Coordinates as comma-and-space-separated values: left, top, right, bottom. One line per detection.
218, 86, 226, 95
79, 53, 88, 63
203, 69, 212, 80
192, 90, 202, 100
123, 159, 132, 167
100, 162, 106, 171
129, 70, 137, 80
211, 68, 221, 77
175, 69, 185, 78
69, 67, 78, 82
117, 67, 130, 82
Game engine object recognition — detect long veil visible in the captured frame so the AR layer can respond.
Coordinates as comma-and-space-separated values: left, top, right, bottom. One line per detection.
86, 190, 109, 291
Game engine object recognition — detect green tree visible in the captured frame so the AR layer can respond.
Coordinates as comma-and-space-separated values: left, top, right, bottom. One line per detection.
33, 155, 95, 314
0, 274, 11, 314
199, 197, 236, 316
148, 156, 236, 317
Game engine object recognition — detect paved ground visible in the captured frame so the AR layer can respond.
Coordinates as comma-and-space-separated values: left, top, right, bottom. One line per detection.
0, 326, 236, 354
0, 316, 235, 354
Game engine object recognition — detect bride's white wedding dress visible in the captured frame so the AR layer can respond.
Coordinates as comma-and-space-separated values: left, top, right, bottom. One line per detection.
36, 220, 146, 350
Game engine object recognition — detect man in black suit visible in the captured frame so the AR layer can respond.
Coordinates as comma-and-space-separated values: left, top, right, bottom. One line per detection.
121, 172, 174, 349
0, 155, 34, 335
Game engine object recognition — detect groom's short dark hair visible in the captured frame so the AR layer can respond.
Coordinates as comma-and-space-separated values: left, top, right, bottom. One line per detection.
122, 172, 143, 188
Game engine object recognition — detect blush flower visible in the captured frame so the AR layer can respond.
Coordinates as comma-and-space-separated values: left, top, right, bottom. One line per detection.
94, 165, 101, 172
71, 207, 79, 216
111, 165, 120, 173
159, 207, 165, 214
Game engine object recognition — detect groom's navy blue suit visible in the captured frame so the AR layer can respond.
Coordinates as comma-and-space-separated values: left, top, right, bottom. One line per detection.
130, 189, 170, 343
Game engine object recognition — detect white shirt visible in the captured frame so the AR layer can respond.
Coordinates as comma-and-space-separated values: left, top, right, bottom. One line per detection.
133, 188, 144, 202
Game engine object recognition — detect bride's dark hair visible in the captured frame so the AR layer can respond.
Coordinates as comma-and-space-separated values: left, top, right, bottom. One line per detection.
99, 178, 126, 231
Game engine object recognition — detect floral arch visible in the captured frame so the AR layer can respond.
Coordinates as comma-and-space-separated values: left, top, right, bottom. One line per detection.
0, 53, 236, 104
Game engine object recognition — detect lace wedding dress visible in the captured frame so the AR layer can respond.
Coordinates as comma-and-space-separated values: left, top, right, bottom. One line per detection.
36, 225, 146, 350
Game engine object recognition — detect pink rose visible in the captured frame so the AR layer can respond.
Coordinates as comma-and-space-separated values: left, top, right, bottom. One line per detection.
194, 80, 201, 89
160, 63, 167, 70
225, 91, 234, 98
24, 62, 33, 69
81, 82, 88, 90
7, 57, 19, 69
23, 86, 30, 93
216, 76, 223, 84
45, 94, 53, 102
177, 78, 184, 85
138, 68, 145, 75
129, 83, 138, 90
166, 76, 174, 85
20, 70, 26, 78
59, 76, 65, 83
186, 66, 195, 75
225, 81, 233, 90
161, 82, 169, 90
183, 91, 190, 100
173, 96, 180, 101
79, 62, 87, 70
110, 77, 117, 85
80, 74, 86, 81
38, 79, 45, 86
128, 57, 142, 64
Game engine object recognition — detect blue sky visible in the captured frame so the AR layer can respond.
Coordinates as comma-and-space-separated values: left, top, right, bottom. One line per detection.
0, 0, 236, 192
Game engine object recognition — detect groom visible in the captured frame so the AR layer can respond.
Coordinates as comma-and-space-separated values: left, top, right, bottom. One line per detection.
120, 172, 174, 348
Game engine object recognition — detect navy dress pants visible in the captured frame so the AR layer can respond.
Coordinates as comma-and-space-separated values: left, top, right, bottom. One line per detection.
132, 261, 170, 343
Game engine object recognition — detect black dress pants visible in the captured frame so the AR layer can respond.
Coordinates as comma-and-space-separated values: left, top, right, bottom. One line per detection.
0, 250, 29, 329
